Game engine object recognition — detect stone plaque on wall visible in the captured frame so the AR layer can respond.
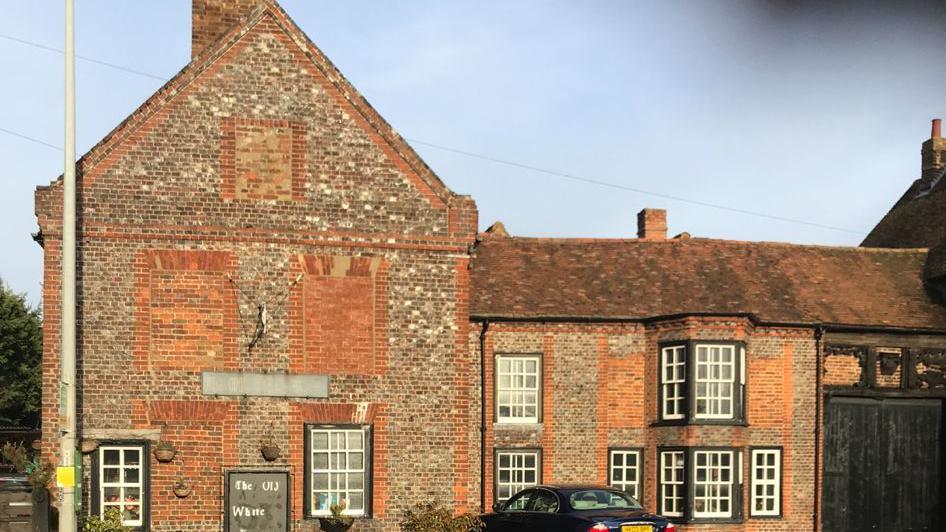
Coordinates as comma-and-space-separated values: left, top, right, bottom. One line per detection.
225, 471, 289, 532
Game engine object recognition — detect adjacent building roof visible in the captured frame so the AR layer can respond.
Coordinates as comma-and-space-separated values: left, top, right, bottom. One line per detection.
862, 167, 946, 249
470, 236, 946, 330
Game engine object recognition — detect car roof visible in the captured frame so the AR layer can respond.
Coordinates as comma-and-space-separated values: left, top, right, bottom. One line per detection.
533, 484, 617, 492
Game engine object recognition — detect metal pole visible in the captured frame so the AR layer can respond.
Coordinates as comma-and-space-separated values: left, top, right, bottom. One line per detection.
59, 0, 77, 529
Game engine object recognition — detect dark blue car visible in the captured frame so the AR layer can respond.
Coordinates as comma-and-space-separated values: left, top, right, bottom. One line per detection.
482, 485, 675, 532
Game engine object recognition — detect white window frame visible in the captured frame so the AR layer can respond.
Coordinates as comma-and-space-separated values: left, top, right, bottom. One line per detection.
609, 449, 642, 500
97, 445, 145, 528
750, 448, 781, 517
661, 346, 687, 420
693, 344, 737, 420
495, 450, 540, 503
308, 425, 370, 518
496, 355, 541, 424
659, 450, 685, 518
692, 449, 736, 519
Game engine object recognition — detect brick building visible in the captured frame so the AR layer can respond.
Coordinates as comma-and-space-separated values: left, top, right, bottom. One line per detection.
32, 1, 946, 531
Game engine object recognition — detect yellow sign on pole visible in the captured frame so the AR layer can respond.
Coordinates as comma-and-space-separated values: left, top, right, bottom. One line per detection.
56, 466, 75, 488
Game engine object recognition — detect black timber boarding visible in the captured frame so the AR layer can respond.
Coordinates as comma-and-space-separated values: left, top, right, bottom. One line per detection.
823, 397, 943, 531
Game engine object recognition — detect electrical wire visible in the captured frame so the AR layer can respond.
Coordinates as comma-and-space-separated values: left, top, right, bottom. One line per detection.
0, 32, 867, 235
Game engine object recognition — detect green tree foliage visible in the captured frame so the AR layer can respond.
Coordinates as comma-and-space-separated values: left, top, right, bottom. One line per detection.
0, 280, 42, 427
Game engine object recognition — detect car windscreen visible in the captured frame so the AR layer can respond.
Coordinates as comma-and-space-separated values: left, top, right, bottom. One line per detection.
567, 489, 643, 511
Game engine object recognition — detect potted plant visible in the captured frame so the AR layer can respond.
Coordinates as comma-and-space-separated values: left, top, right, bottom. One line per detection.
259, 426, 281, 461
318, 501, 354, 532
153, 441, 176, 463
1, 442, 53, 490
172, 478, 191, 498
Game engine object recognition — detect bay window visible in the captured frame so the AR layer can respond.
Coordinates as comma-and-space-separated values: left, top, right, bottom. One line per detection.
658, 341, 746, 423
657, 447, 744, 523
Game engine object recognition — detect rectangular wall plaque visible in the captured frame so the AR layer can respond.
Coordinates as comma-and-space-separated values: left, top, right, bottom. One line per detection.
202, 372, 329, 398
225, 470, 290, 532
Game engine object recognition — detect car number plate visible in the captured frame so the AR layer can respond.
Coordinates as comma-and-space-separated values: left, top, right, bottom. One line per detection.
621, 526, 652, 532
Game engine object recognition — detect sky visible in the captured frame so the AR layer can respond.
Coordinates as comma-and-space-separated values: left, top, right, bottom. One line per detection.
1, 0, 945, 305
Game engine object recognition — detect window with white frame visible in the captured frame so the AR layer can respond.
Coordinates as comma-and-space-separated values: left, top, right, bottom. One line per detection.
495, 450, 540, 503
496, 355, 541, 423
307, 426, 371, 517
659, 450, 685, 518
661, 346, 686, 420
694, 344, 736, 419
609, 449, 642, 500
97, 445, 145, 527
660, 342, 745, 423
751, 448, 781, 517
692, 449, 736, 519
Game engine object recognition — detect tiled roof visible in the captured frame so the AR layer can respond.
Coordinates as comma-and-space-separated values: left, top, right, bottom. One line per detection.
862, 168, 946, 249
470, 236, 946, 330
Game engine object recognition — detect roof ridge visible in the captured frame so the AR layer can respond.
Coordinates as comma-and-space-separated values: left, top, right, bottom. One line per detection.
491, 235, 928, 253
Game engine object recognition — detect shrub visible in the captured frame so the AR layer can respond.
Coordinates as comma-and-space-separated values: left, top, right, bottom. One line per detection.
0, 442, 52, 489
81, 508, 130, 532
399, 502, 484, 532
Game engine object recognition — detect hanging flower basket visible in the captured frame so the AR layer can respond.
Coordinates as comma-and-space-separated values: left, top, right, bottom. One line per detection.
318, 502, 354, 532
260, 444, 281, 462
172, 479, 191, 498
154, 442, 176, 463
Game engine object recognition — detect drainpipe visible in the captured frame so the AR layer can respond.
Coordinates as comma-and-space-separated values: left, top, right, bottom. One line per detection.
813, 325, 824, 532
479, 320, 489, 513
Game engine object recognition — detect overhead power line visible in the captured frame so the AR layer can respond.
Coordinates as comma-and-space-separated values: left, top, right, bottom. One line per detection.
0, 126, 63, 151
0, 32, 866, 236
406, 138, 866, 235
0, 33, 167, 81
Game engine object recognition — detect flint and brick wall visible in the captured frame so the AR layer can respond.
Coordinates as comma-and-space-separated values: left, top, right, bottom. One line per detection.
474, 317, 818, 532
36, 6, 478, 531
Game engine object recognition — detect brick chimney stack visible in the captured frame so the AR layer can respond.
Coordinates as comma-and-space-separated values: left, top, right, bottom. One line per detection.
922, 118, 946, 180
192, 0, 261, 59
637, 209, 667, 240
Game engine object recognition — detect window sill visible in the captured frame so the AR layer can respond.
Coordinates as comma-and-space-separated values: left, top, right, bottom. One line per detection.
493, 422, 543, 430
651, 419, 747, 427
305, 514, 373, 521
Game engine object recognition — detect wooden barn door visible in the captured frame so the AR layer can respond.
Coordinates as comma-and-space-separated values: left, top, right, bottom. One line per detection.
823, 397, 942, 531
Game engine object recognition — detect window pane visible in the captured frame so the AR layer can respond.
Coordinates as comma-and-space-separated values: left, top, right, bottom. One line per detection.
312, 452, 328, 470
348, 432, 363, 450
103, 450, 120, 466
103, 487, 120, 503
348, 492, 364, 510
123, 468, 139, 484
312, 432, 328, 450
103, 468, 120, 483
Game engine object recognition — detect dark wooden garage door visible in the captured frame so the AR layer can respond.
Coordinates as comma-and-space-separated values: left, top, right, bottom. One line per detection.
823, 397, 942, 531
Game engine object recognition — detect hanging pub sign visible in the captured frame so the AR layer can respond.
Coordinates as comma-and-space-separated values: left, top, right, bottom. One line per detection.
225, 470, 290, 532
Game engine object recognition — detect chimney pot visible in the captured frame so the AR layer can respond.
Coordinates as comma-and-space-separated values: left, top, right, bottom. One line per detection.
923, 119, 946, 179
637, 209, 668, 240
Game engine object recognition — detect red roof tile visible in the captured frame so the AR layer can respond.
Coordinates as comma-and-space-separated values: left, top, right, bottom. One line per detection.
470, 236, 946, 330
